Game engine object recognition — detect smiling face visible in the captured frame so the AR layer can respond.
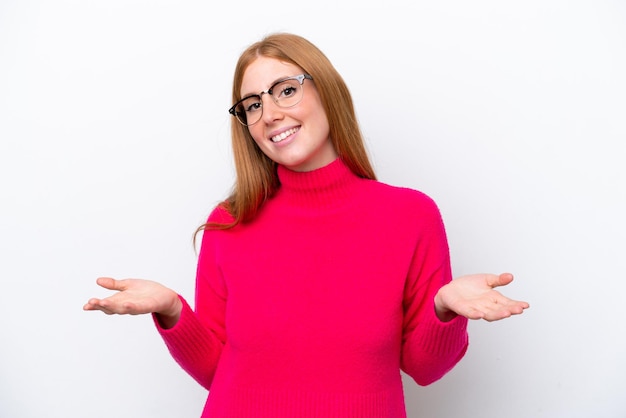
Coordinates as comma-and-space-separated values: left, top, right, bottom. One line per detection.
239, 56, 338, 172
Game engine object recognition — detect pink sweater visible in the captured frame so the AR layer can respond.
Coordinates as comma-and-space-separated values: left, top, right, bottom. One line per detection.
157, 158, 468, 417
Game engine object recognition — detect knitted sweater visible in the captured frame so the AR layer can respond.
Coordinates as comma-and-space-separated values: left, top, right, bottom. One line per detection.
156, 158, 468, 417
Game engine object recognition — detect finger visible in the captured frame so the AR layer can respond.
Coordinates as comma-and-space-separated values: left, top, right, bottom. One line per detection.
83, 299, 115, 315
494, 293, 530, 311
487, 273, 514, 289
92, 298, 134, 315
483, 300, 530, 321
457, 305, 486, 320
483, 310, 513, 322
509, 300, 530, 312
82, 300, 98, 311
487, 304, 527, 321
95, 277, 126, 291
83, 297, 106, 309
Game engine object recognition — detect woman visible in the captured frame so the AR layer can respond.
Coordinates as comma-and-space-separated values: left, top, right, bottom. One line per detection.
84, 33, 529, 417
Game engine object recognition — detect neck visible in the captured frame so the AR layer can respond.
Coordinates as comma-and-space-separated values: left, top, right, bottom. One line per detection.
274, 158, 362, 212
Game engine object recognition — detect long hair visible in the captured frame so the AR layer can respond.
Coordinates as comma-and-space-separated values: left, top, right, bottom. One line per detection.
196, 33, 376, 238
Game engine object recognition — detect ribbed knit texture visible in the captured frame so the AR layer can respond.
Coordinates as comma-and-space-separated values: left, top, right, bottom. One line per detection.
156, 158, 468, 417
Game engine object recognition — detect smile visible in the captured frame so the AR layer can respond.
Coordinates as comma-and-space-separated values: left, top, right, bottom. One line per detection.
270, 127, 299, 143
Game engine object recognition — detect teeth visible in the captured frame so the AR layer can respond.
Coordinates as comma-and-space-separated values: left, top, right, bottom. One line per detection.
271, 127, 298, 143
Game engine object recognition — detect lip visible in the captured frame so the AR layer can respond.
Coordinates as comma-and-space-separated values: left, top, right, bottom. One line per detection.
268, 126, 300, 144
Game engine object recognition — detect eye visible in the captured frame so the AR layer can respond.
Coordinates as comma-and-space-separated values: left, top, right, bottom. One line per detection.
246, 102, 262, 113
241, 96, 262, 113
280, 85, 297, 98
273, 80, 300, 100
279, 85, 297, 98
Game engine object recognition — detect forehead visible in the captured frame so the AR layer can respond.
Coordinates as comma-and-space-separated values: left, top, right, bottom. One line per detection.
240, 56, 303, 96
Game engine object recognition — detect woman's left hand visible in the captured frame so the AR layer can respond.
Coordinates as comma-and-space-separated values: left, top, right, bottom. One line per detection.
434, 273, 530, 322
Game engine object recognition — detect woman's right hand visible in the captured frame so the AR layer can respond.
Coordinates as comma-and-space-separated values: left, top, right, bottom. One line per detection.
83, 277, 182, 328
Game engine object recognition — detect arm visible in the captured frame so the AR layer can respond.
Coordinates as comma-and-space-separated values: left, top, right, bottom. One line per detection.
155, 216, 228, 390
83, 275, 225, 390
400, 198, 469, 386
83, 209, 230, 390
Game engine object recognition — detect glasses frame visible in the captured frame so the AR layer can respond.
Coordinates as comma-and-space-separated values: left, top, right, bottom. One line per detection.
228, 74, 313, 126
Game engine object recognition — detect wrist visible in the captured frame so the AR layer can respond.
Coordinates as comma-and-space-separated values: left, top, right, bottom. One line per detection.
434, 286, 458, 322
156, 293, 182, 329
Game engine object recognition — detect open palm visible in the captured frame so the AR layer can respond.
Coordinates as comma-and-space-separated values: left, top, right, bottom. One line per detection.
83, 277, 181, 320
435, 273, 530, 322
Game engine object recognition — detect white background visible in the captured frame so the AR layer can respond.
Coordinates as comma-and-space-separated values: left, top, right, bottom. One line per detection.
1, 1, 625, 417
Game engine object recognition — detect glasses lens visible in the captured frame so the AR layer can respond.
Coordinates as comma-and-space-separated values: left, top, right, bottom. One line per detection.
235, 96, 262, 126
271, 78, 304, 108
230, 76, 308, 126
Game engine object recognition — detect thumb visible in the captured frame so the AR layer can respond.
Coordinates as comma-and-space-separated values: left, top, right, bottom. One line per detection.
488, 273, 514, 289
96, 277, 125, 291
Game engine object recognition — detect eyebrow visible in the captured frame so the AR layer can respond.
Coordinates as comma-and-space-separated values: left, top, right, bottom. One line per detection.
240, 75, 294, 99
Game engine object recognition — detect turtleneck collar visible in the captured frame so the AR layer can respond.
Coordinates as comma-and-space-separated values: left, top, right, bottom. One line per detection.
274, 158, 363, 211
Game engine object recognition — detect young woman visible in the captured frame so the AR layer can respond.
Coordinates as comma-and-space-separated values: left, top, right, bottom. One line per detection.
84, 32, 529, 417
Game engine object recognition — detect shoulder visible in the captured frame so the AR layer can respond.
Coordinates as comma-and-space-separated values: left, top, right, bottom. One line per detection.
363, 179, 441, 215
356, 179, 449, 242
206, 202, 235, 225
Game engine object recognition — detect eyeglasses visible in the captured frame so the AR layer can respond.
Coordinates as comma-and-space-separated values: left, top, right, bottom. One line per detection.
229, 74, 313, 126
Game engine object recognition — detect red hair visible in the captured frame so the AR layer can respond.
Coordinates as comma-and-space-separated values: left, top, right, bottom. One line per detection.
196, 33, 376, 238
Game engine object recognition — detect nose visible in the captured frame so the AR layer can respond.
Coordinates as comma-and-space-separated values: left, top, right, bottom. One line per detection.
260, 93, 284, 123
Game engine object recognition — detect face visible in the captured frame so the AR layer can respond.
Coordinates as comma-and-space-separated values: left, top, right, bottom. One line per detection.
239, 56, 337, 172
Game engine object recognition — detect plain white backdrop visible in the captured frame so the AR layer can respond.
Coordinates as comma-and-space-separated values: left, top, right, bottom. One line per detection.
1, 1, 625, 417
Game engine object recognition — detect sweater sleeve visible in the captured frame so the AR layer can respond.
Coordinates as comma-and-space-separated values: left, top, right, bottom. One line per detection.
153, 208, 229, 390
400, 196, 469, 386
